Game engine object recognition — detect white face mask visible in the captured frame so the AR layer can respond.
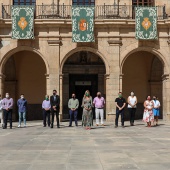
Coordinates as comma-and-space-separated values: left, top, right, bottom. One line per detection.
6, 95, 9, 98
21, 96, 24, 99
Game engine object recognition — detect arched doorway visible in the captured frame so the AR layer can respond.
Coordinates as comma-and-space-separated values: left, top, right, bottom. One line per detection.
2, 50, 46, 121
122, 51, 163, 120
62, 51, 106, 120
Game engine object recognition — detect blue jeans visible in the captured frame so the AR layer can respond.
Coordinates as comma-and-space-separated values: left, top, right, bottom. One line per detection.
19, 112, 26, 125
69, 109, 78, 126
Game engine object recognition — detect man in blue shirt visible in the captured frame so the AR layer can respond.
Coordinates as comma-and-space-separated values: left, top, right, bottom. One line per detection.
17, 94, 27, 128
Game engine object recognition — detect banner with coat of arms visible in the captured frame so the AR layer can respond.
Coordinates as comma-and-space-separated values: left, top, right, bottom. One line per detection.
72, 6, 95, 42
12, 5, 35, 39
135, 7, 157, 40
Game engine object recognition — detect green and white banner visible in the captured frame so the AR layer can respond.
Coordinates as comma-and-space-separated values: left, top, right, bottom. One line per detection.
12, 5, 35, 39
72, 6, 95, 42
135, 7, 157, 40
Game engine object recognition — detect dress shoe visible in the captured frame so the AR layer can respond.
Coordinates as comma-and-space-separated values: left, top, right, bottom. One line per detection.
10, 127, 12, 129
114, 125, 118, 128
57, 126, 60, 128
3, 126, 6, 129
50, 124, 53, 128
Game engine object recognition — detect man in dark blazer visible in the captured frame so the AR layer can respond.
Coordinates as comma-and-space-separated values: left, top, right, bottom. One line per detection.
50, 90, 60, 128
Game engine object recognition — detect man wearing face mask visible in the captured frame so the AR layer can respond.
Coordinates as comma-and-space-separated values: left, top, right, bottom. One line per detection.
2, 93, 13, 129
42, 95, 51, 127
50, 90, 60, 128
68, 93, 79, 127
115, 92, 126, 128
93, 92, 105, 126
127, 91, 137, 126
17, 94, 27, 128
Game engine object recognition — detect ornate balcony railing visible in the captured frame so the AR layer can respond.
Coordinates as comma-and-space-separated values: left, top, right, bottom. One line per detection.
1, 4, 168, 20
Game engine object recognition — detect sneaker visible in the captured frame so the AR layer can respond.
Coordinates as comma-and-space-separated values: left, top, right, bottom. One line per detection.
18, 125, 21, 128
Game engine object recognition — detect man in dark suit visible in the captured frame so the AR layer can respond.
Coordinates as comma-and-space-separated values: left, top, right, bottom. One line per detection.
50, 90, 60, 128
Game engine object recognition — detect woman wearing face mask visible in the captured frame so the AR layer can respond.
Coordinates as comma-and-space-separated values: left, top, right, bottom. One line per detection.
82, 90, 93, 130
152, 96, 160, 126
127, 91, 137, 126
143, 95, 154, 127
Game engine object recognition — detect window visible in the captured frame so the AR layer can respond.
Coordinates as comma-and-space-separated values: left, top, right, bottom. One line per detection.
132, 0, 154, 6
13, 0, 36, 5
72, 0, 95, 5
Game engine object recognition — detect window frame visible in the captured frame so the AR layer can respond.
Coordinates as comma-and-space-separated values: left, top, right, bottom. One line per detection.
13, 0, 36, 5
72, 0, 95, 6
132, 0, 155, 6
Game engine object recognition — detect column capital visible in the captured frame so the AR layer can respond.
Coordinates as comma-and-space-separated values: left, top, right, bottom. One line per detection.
162, 74, 169, 81
104, 74, 110, 79
119, 74, 124, 79
59, 74, 64, 77
45, 74, 49, 79
167, 39, 170, 45
0, 74, 6, 79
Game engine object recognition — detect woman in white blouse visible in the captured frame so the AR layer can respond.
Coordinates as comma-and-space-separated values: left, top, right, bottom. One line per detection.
127, 92, 137, 126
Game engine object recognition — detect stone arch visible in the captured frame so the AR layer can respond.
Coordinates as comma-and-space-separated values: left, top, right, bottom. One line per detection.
0, 46, 49, 74
60, 47, 110, 75
120, 47, 169, 74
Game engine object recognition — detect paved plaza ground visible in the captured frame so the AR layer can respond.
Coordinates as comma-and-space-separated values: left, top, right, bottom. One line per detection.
0, 120, 170, 170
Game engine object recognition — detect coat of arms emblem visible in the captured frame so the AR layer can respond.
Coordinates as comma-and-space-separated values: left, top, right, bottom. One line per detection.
18, 17, 28, 30
142, 17, 152, 30
79, 19, 88, 31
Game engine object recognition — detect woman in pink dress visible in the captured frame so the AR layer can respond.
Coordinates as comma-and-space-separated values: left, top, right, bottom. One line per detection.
143, 95, 154, 127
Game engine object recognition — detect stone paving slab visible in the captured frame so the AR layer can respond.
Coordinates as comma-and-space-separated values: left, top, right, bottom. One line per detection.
0, 120, 170, 170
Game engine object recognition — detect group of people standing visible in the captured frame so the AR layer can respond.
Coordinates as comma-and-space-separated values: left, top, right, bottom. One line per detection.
0, 93, 27, 129
68, 90, 105, 130
115, 92, 161, 128
0, 89, 161, 130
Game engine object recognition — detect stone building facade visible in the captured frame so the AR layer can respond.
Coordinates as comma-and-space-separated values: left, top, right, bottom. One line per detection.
0, 0, 170, 121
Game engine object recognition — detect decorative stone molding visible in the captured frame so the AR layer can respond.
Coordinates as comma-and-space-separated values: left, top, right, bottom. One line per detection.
47, 40, 62, 46
104, 74, 110, 79
108, 40, 122, 46
119, 74, 124, 79
162, 74, 169, 81
0, 74, 6, 80
167, 39, 170, 45
45, 74, 49, 79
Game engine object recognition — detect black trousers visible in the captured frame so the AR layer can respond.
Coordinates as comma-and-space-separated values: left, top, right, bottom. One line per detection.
51, 110, 59, 127
115, 109, 124, 126
43, 110, 50, 126
128, 108, 136, 124
3, 109, 12, 128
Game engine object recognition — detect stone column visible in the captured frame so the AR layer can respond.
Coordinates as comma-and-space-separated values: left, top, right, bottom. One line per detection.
45, 74, 50, 96
47, 40, 61, 93
59, 74, 63, 122
0, 74, 5, 96
162, 74, 170, 120
106, 40, 122, 122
